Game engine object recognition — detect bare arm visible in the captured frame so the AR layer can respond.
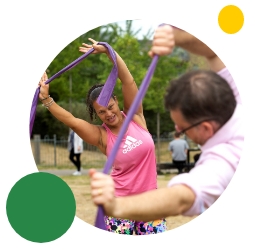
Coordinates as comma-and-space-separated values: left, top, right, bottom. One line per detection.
113, 185, 195, 221
79, 39, 146, 127
89, 169, 195, 222
113, 51, 143, 116
149, 25, 225, 72
173, 28, 225, 72
38, 73, 103, 149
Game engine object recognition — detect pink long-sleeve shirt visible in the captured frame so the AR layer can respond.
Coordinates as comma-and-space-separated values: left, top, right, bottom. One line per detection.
168, 67, 244, 215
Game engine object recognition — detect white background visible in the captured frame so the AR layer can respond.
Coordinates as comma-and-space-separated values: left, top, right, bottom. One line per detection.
116, 19, 158, 38
1, 0, 254, 251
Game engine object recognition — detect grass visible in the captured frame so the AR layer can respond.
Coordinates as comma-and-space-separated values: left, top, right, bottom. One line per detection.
60, 173, 197, 231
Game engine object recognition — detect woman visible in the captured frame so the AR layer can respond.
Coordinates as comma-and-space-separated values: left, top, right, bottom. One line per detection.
67, 128, 84, 176
38, 38, 166, 235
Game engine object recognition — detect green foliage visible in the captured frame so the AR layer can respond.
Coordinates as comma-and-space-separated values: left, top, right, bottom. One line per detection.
34, 21, 190, 138
46, 27, 105, 103
32, 101, 92, 139
144, 110, 175, 137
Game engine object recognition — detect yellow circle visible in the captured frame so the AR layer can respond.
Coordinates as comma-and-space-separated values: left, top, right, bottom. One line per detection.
218, 5, 244, 34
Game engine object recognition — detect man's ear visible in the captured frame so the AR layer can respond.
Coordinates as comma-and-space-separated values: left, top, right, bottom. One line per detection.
200, 122, 214, 139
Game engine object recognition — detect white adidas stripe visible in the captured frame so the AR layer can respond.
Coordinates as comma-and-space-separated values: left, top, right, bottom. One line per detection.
123, 136, 137, 148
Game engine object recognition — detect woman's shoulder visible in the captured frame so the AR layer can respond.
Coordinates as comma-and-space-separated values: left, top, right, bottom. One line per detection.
131, 114, 148, 131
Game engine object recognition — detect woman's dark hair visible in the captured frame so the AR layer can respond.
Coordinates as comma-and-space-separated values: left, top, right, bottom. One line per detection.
164, 69, 237, 126
85, 84, 116, 121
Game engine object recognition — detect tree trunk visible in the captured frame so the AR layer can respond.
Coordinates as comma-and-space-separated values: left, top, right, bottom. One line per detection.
156, 112, 162, 174
69, 73, 72, 113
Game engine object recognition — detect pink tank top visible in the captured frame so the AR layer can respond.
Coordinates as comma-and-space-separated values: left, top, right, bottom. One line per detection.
103, 112, 157, 196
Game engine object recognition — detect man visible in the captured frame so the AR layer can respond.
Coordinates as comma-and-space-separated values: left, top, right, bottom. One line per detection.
169, 132, 189, 174
89, 25, 243, 221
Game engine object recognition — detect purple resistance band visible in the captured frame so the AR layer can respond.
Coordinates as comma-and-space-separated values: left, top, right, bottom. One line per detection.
95, 23, 166, 229
95, 55, 159, 230
29, 42, 118, 137
29, 36, 160, 231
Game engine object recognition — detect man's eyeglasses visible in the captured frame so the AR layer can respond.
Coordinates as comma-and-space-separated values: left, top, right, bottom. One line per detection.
175, 118, 216, 136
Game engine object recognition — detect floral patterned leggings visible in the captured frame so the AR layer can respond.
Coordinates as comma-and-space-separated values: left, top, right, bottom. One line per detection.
104, 216, 167, 235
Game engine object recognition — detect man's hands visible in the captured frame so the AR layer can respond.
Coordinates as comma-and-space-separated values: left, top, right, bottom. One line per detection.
148, 25, 175, 58
89, 169, 116, 216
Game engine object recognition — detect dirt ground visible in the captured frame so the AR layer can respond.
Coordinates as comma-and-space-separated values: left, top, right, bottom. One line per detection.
60, 173, 197, 232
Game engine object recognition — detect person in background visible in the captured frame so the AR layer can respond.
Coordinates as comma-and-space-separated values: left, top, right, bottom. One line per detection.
169, 132, 189, 174
68, 128, 84, 176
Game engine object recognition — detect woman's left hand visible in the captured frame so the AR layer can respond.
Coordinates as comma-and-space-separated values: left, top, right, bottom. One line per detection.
79, 38, 108, 54
38, 72, 50, 100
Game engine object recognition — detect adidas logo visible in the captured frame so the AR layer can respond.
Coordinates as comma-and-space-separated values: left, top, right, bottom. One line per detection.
122, 136, 143, 154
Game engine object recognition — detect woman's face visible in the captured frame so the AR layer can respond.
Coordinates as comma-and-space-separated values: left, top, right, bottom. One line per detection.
93, 97, 122, 126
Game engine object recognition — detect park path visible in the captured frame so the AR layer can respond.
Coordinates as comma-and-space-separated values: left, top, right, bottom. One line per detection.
39, 168, 103, 176
39, 168, 173, 177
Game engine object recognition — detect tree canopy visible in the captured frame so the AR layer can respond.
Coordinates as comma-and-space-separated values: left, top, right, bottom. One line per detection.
32, 21, 199, 139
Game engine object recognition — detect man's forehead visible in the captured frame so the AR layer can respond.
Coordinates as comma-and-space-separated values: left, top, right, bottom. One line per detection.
170, 109, 183, 120
170, 109, 189, 127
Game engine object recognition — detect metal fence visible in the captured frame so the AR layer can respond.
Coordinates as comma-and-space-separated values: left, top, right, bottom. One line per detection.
30, 133, 198, 169
30, 134, 107, 169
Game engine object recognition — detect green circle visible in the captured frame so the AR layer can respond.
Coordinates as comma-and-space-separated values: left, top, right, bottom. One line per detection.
6, 172, 76, 243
